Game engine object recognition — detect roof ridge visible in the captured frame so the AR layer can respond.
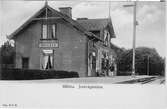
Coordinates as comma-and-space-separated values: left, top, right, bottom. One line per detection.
76, 18, 108, 21
8, 4, 101, 41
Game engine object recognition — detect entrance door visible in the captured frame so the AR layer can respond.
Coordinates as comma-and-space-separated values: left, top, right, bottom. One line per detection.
92, 55, 96, 76
22, 57, 29, 69
88, 52, 96, 76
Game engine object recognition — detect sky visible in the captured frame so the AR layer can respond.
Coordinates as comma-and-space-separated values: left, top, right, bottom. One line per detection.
0, 0, 166, 57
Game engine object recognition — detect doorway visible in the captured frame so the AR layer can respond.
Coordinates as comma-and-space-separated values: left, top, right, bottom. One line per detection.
22, 57, 29, 69
88, 52, 96, 76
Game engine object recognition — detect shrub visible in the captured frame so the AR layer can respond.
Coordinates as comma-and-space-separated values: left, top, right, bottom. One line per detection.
1, 68, 79, 80
117, 71, 132, 76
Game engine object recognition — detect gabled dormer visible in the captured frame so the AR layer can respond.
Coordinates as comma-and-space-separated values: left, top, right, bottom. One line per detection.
77, 18, 116, 47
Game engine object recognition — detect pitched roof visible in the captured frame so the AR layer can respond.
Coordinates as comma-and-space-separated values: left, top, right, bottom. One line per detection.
77, 18, 109, 31
77, 18, 116, 38
8, 4, 101, 41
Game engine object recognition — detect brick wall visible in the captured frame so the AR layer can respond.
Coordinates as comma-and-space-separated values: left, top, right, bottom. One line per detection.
53, 22, 88, 77
14, 20, 88, 77
15, 21, 41, 69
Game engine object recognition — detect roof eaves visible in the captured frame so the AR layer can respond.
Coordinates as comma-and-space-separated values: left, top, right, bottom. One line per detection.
48, 6, 101, 41
8, 4, 101, 41
8, 5, 47, 39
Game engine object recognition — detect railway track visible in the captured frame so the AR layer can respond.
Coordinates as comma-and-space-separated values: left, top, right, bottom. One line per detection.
160, 79, 165, 84
117, 76, 158, 84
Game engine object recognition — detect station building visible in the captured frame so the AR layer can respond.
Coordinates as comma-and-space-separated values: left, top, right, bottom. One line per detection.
8, 3, 117, 77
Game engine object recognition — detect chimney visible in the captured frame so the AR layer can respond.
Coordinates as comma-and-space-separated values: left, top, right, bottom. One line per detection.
59, 7, 72, 18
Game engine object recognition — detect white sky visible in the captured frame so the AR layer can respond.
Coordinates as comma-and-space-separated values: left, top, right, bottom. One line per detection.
0, 0, 166, 57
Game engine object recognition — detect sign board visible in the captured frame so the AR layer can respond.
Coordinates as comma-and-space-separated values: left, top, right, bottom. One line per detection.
39, 40, 59, 48
42, 50, 53, 54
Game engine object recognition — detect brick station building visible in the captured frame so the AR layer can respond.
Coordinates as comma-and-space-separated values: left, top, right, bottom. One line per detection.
8, 3, 117, 77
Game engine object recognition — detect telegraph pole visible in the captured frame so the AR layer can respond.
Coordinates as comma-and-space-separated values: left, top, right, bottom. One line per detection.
132, 1, 137, 76
109, 1, 111, 19
123, 1, 137, 76
147, 56, 149, 75
45, 0, 48, 38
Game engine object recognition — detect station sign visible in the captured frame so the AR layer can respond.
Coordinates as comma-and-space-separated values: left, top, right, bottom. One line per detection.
39, 40, 59, 48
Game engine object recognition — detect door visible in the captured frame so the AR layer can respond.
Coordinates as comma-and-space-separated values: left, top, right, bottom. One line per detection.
88, 52, 96, 76
22, 57, 29, 69
92, 55, 96, 76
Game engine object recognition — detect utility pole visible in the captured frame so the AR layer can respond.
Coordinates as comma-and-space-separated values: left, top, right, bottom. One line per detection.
147, 56, 149, 75
123, 1, 137, 76
132, 1, 137, 76
109, 1, 111, 19
45, 0, 48, 38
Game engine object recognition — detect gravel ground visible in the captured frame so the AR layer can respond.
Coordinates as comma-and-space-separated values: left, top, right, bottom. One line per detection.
0, 75, 159, 84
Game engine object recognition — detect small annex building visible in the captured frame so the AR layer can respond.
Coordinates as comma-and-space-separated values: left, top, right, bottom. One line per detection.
8, 3, 117, 77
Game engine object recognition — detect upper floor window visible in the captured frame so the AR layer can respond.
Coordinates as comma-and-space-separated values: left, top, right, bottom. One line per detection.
51, 24, 57, 39
42, 24, 47, 39
42, 23, 57, 40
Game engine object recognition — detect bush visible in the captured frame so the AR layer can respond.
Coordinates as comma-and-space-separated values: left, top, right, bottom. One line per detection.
117, 71, 132, 76
1, 68, 79, 80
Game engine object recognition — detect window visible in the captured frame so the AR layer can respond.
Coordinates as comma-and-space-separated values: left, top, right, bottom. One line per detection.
22, 57, 29, 69
51, 24, 57, 39
42, 24, 57, 39
42, 24, 47, 39
41, 50, 53, 70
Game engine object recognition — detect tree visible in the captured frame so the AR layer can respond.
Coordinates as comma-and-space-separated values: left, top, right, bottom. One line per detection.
116, 47, 165, 76
0, 41, 15, 69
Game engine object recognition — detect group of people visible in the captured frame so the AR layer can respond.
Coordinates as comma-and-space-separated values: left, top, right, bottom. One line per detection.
96, 58, 116, 77
89, 51, 116, 77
